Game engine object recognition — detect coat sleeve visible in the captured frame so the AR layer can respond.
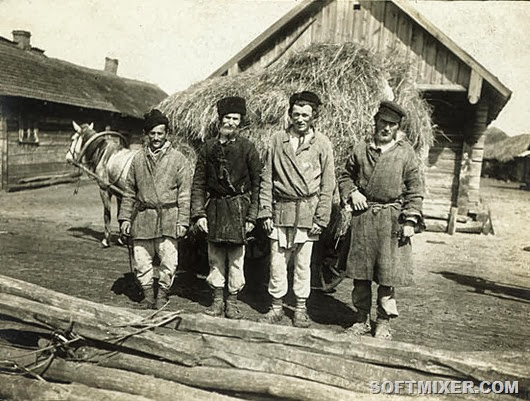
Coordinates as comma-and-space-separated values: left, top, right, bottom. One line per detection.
190, 145, 207, 221
313, 139, 335, 228
401, 150, 424, 226
246, 141, 263, 224
175, 152, 192, 227
257, 143, 273, 220
337, 152, 359, 206
118, 156, 137, 222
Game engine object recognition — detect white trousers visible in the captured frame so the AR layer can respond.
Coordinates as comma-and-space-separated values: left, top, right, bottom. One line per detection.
268, 239, 314, 299
206, 242, 246, 294
134, 237, 178, 291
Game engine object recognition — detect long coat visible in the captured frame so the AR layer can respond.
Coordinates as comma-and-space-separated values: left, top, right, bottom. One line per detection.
337, 139, 424, 286
191, 136, 262, 245
258, 130, 335, 229
118, 144, 191, 240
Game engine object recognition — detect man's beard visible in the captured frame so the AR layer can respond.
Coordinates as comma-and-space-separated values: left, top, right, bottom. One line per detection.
219, 125, 238, 138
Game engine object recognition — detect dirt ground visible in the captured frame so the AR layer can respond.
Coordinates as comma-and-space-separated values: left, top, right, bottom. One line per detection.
0, 177, 528, 352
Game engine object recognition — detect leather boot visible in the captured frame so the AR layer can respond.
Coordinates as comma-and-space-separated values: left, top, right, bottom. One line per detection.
225, 293, 242, 319
139, 286, 156, 310
204, 287, 224, 317
155, 287, 170, 309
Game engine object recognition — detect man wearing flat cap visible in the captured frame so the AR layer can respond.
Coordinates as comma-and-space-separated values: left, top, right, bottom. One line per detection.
119, 109, 191, 309
258, 91, 335, 328
338, 100, 424, 340
191, 96, 262, 319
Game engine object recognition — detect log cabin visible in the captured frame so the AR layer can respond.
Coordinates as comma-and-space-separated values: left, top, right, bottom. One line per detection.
0, 30, 167, 191
209, 0, 512, 233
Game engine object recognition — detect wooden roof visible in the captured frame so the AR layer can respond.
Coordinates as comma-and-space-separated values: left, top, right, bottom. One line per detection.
0, 36, 167, 119
209, 0, 511, 119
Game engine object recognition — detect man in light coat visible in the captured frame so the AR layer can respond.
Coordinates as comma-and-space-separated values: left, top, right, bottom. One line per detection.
258, 91, 335, 328
119, 109, 191, 309
338, 100, 424, 340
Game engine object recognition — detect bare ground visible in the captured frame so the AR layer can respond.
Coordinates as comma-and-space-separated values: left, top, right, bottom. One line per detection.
0, 177, 528, 352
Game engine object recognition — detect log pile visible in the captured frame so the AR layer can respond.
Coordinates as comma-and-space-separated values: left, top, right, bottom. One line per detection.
0, 274, 526, 400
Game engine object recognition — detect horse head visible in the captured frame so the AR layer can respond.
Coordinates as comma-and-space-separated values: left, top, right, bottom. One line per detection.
66, 121, 95, 164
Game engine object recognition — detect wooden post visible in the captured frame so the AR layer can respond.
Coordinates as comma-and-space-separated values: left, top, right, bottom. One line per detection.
447, 206, 458, 235
0, 101, 8, 191
456, 101, 488, 215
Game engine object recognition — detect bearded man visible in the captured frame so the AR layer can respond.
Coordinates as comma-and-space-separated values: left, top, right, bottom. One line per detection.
119, 109, 191, 309
338, 100, 424, 340
191, 96, 262, 319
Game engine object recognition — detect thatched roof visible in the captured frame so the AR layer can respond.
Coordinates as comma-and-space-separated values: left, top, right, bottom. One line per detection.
0, 36, 167, 118
484, 127, 509, 145
484, 134, 530, 162
159, 42, 433, 166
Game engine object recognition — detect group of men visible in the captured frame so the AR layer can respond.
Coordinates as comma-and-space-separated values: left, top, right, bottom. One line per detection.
118, 91, 424, 340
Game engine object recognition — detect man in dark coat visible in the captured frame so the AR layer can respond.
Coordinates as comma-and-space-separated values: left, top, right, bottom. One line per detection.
119, 109, 191, 309
338, 100, 424, 340
258, 91, 335, 328
191, 96, 262, 319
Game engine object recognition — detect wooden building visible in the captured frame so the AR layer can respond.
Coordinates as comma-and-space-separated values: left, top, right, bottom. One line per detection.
0, 31, 167, 191
210, 0, 512, 233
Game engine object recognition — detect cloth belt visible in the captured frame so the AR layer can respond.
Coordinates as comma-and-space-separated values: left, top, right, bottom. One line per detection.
366, 200, 402, 215
135, 201, 178, 235
274, 192, 318, 229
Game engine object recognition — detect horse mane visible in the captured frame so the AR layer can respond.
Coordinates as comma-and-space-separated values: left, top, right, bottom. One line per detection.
79, 124, 127, 171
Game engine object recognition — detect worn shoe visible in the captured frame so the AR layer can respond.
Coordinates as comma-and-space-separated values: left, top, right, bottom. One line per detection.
374, 318, 392, 340
258, 307, 284, 324
204, 288, 225, 317
345, 315, 371, 336
293, 308, 311, 328
155, 288, 170, 309
139, 287, 156, 310
225, 298, 242, 320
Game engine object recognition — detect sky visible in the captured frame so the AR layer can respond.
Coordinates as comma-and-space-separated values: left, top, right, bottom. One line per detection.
0, 0, 528, 135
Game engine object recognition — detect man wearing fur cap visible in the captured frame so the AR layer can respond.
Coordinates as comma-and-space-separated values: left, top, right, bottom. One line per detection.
191, 96, 262, 319
338, 100, 424, 340
258, 91, 335, 328
119, 109, 191, 309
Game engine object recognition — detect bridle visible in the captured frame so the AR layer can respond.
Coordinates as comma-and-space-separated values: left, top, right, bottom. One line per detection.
69, 129, 129, 165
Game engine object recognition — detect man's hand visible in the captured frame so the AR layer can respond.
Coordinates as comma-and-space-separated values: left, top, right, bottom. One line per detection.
262, 217, 274, 235
308, 222, 323, 236
402, 221, 415, 238
120, 221, 131, 237
349, 190, 368, 211
176, 225, 187, 239
245, 221, 255, 233
196, 217, 208, 234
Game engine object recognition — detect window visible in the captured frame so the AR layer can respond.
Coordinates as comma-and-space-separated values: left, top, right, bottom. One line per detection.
18, 115, 39, 145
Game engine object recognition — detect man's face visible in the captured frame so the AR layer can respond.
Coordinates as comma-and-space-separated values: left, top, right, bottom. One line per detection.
219, 113, 242, 137
147, 124, 167, 150
374, 115, 399, 145
291, 103, 314, 135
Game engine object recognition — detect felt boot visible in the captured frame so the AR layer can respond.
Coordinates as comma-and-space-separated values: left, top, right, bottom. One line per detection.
204, 287, 224, 317
139, 286, 156, 310
258, 297, 284, 324
225, 293, 242, 319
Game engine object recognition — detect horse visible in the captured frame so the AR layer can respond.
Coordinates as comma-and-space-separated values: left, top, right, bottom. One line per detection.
66, 121, 139, 247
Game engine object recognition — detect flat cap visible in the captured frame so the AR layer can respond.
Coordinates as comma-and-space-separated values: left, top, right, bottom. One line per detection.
376, 100, 407, 123
289, 91, 322, 108
143, 109, 169, 132
217, 96, 246, 117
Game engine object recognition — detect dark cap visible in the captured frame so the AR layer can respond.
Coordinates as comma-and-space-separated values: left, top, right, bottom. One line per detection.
217, 96, 246, 117
289, 91, 322, 109
143, 109, 169, 132
376, 100, 407, 123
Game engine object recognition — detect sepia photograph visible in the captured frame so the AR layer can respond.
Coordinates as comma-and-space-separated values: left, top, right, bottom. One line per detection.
0, 0, 528, 399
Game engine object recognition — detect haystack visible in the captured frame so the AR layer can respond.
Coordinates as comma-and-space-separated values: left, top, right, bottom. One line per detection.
158, 42, 434, 167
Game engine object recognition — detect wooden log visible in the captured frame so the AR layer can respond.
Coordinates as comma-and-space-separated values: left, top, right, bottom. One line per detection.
0, 375, 155, 401
1, 276, 529, 394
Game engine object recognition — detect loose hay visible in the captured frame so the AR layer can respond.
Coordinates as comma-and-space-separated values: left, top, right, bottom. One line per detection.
159, 42, 434, 167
